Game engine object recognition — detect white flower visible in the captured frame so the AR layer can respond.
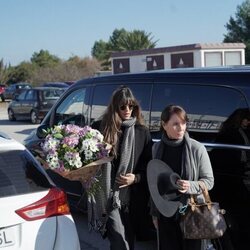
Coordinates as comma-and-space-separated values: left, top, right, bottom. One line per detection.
89, 140, 99, 152
74, 156, 83, 168
42, 137, 59, 152
85, 150, 93, 160
81, 140, 90, 151
46, 153, 60, 169
96, 132, 104, 142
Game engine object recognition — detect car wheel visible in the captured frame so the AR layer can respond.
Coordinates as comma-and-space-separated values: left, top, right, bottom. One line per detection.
0, 94, 4, 102
30, 110, 40, 124
8, 109, 16, 121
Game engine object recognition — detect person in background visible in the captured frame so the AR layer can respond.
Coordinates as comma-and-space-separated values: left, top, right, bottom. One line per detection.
214, 108, 250, 167
210, 108, 250, 193
91, 86, 153, 250
149, 104, 214, 250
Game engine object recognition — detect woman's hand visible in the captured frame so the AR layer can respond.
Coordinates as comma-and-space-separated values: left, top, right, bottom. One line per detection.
176, 179, 190, 193
116, 173, 136, 188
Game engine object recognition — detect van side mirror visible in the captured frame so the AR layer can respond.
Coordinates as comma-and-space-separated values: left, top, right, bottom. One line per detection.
36, 124, 49, 139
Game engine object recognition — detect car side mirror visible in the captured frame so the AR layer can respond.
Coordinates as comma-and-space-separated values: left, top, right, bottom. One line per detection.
36, 124, 49, 139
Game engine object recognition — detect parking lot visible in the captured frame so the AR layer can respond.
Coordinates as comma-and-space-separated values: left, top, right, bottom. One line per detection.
0, 101, 157, 250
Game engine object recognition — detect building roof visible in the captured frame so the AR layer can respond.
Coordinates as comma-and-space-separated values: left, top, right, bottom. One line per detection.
111, 43, 246, 58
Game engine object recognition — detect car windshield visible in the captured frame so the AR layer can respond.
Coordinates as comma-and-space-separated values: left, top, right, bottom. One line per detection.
42, 89, 64, 100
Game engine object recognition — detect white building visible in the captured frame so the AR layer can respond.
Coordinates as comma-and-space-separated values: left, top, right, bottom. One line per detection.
111, 43, 246, 74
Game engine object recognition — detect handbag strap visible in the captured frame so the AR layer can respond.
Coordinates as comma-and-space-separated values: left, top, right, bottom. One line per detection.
198, 181, 212, 203
189, 181, 212, 210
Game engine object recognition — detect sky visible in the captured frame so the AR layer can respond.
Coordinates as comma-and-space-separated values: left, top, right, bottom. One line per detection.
0, 0, 245, 66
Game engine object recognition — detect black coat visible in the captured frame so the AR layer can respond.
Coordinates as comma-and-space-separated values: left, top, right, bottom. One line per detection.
91, 120, 155, 240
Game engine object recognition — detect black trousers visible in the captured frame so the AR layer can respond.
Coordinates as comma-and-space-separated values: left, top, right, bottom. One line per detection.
158, 214, 201, 250
106, 207, 135, 250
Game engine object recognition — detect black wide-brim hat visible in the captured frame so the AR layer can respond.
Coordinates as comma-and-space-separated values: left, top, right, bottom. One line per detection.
147, 159, 182, 217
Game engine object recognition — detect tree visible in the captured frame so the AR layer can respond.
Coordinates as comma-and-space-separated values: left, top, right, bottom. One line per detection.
0, 59, 10, 84
113, 29, 157, 51
223, 0, 250, 63
108, 28, 127, 51
7, 62, 35, 84
91, 28, 158, 70
91, 40, 111, 70
31, 56, 101, 84
31, 50, 60, 67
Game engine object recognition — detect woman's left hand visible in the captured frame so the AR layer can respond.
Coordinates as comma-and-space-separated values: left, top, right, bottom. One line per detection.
176, 179, 190, 193
116, 173, 135, 188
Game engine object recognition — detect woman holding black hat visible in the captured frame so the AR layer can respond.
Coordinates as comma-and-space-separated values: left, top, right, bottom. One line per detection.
148, 104, 214, 250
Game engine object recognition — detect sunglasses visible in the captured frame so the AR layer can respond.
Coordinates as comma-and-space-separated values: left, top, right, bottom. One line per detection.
119, 104, 134, 111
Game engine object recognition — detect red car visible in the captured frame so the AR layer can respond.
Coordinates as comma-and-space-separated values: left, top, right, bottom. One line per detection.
0, 84, 6, 101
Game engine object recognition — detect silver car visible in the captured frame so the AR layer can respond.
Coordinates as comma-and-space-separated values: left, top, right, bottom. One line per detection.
0, 132, 80, 250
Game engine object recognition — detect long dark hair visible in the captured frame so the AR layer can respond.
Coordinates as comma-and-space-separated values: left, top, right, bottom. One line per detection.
220, 108, 250, 133
100, 86, 145, 147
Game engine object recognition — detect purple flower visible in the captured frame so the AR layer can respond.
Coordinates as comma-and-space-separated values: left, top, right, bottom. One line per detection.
62, 136, 79, 147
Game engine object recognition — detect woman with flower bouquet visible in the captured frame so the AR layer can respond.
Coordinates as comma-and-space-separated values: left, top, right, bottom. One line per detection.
91, 86, 153, 250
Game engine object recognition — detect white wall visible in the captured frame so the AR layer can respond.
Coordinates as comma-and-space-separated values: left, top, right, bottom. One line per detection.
130, 55, 147, 73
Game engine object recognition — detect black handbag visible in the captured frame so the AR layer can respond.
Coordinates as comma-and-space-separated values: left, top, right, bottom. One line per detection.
179, 182, 227, 239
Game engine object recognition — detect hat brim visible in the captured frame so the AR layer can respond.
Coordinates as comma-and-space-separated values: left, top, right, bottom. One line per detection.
147, 159, 182, 217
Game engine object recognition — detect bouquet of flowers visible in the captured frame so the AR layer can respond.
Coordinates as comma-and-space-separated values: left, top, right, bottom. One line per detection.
39, 124, 113, 193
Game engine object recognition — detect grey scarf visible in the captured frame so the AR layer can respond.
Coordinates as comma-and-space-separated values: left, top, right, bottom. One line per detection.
112, 117, 136, 208
156, 132, 194, 180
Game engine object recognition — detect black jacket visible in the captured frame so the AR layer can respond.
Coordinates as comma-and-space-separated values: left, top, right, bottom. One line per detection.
91, 120, 155, 240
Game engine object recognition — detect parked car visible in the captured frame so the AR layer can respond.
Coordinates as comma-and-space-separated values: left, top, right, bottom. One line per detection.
0, 132, 80, 250
41, 82, 69, 88
3, 82, 32, 101
24, 66, 250, 249
7, 87, 64, 124
0, 84, 6, 101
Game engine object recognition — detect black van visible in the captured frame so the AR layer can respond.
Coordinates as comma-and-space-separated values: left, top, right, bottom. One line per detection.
24, 66, 250, 249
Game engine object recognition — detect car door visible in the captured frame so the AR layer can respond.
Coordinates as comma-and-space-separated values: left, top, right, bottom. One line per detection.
10, 90, 27, 117
20, 89, 36, 117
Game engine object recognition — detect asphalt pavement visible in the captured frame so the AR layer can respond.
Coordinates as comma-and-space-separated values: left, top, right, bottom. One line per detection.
72, 211, 157, 250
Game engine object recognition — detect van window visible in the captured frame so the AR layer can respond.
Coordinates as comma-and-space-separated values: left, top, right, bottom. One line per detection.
91, 84, 152, 124
151, 84, 248, 142
54, 88, 87, 126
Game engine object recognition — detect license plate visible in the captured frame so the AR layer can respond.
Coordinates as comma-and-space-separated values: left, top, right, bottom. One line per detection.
0, 228, 15, 248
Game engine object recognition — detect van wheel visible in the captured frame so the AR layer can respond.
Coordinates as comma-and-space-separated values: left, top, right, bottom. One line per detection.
8, 109, 16, 121
30, 111, 40, 124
